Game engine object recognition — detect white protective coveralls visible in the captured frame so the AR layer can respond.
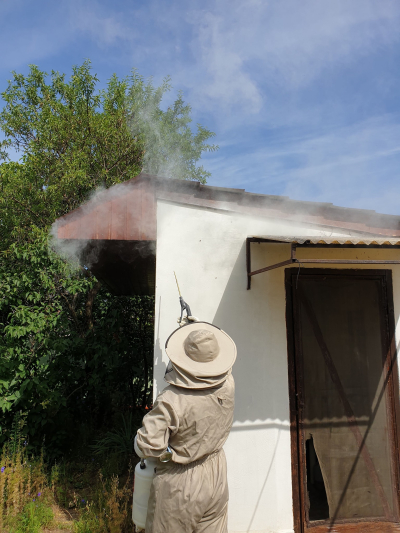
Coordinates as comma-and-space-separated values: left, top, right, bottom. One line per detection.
136, 321, 236, 533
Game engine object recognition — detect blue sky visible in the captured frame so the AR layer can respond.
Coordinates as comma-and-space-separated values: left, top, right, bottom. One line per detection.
1, 0, 400, 214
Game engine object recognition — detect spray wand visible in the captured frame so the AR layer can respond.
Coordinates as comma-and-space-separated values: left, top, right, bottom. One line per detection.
174, 271, 193, 326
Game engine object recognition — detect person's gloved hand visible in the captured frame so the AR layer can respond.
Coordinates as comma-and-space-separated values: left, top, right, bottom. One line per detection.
177, 316, 199, 327
134, 435, 145, 458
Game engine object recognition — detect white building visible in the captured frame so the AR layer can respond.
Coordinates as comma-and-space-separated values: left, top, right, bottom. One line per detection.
57, 174, 400, 533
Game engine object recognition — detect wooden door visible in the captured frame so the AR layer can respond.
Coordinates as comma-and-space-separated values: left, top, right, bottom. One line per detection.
286, 269, 400, 532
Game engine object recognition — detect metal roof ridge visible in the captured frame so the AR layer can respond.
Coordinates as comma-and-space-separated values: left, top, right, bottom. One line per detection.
138, 174, 396, 220
55, 173, 400, 229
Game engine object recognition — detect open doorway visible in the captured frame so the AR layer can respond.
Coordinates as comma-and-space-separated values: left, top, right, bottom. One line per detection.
286, 269, 400, 533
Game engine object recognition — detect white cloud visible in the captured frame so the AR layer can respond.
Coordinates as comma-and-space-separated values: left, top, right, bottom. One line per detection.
71, 2, 132, 46
4, 0, 400, 117
188, 10, 263, 114
206, 115, 400, 215
0, 1, 134, 71
2, 0, 400, 215
178, 0, 400, 118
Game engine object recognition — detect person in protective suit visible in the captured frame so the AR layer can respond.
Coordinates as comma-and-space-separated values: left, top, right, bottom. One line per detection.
134, 319, 236, 533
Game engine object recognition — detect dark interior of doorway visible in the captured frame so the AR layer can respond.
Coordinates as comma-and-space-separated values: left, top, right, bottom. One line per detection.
306, 436, 329, 520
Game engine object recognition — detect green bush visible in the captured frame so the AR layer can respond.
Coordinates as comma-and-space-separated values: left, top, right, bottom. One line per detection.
90, 413, 141, 460
0, 60, 217, 459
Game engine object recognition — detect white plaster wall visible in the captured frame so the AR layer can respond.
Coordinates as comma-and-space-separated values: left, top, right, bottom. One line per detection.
154, 200, 400, 533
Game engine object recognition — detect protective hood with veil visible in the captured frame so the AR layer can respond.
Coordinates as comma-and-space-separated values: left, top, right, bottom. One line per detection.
164, 321, 236, 389
135, 321, 237, 533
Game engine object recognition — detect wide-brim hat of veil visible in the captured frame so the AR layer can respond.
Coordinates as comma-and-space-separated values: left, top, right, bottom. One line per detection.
165, 322, 236, 377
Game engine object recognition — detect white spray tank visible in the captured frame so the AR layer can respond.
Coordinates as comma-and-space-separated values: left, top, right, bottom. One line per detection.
132, 448, 173, 532
132, 457, 157, 532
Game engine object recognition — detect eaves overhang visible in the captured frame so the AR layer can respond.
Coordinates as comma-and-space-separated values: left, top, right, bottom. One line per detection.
53, 173, 400, 295
246, 236, 400, 290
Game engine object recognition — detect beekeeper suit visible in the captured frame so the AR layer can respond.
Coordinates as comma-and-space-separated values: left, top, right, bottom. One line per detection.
135, 321, 236, 533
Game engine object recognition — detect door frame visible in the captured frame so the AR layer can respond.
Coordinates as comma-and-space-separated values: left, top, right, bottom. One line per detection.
285, 268, 400, 533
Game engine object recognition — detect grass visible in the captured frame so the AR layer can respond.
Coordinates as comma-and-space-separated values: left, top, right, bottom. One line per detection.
71, 471, 134, 533
0, 417, 138, 533
12, 502, 54, 533
0, 422, 55, 533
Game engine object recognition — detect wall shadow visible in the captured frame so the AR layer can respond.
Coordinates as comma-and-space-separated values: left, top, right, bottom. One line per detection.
213, 241, 291, 425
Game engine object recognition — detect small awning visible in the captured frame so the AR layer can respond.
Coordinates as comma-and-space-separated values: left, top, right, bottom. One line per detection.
246, 235, 400, 289
248, 235, 400, 246
54, 176, 157, 296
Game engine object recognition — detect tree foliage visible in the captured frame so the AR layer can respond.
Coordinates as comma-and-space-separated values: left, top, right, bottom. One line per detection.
0, 61, 217, 457
126, 75, 218, 182
0, 61, 216, 248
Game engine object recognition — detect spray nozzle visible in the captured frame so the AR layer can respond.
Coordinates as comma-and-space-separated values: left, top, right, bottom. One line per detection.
174, 272, 194, 325
179, 296, 192, 322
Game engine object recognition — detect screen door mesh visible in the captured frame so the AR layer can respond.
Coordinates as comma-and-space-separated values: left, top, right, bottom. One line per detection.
297, 277, 395, 521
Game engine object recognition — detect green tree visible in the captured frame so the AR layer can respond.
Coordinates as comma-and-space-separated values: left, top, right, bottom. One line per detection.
127, 74, 218, 182
0, 61, 217, 248
0, 61, 217, 457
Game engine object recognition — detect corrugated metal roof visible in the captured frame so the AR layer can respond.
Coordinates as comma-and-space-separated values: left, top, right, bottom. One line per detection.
249, 235, 400, 246
56, 174, 400, 239
56, 178, 156, 241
